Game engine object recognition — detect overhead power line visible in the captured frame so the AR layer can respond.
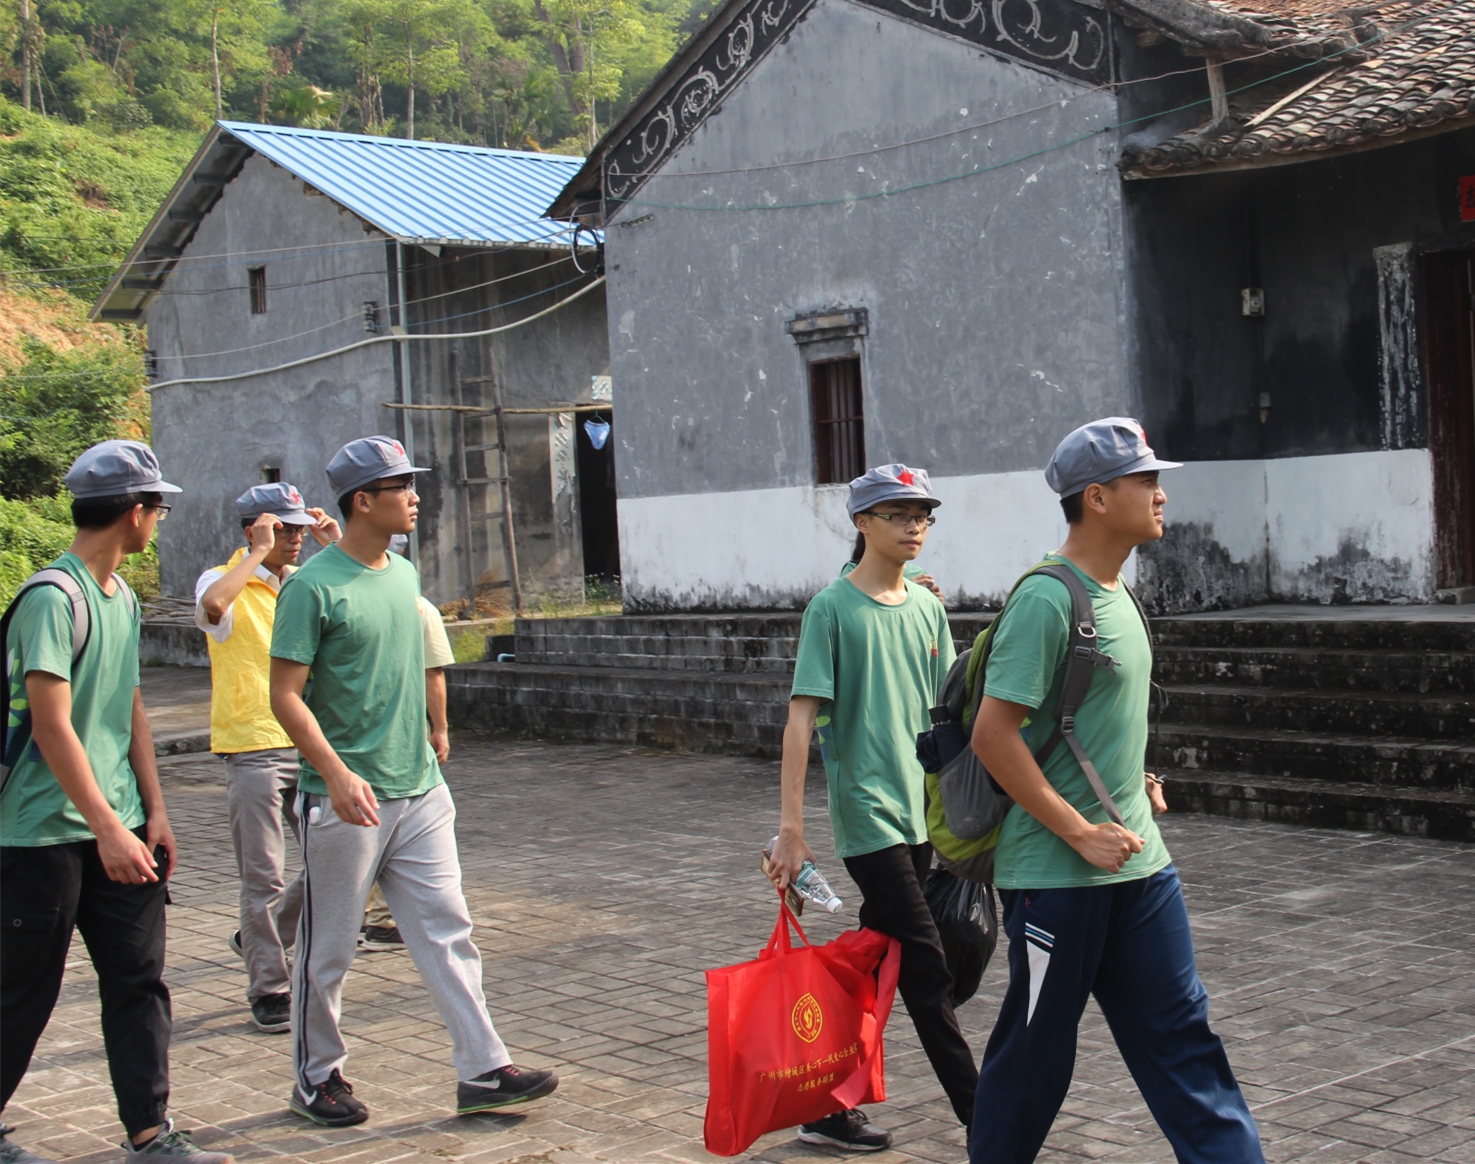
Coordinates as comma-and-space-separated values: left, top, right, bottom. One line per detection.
144, 276, 606, 393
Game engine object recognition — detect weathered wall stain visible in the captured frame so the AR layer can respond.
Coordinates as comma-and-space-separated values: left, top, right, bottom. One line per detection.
1135, 521, 1266, 614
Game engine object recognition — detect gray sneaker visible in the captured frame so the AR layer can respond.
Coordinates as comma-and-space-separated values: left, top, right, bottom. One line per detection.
120, 1120, 234, 1162
0, 1124, 59, 1164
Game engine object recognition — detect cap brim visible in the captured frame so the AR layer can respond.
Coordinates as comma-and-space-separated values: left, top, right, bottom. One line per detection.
155, 480, 184, 494
273, 512, 318, 525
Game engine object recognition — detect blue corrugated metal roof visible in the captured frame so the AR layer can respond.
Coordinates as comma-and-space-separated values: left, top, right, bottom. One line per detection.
218, 121, 586, 248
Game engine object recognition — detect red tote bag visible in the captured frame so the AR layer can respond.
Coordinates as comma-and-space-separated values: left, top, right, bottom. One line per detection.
703, 893, 902, 1157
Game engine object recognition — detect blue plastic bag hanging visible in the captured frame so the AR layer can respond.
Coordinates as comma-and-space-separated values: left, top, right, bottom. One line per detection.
584, 417, 611, 450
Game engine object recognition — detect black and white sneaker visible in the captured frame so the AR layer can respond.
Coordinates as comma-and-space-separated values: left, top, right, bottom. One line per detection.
797, 1109, 893, 1152
289, 1070, 369, 1127
250, 993, 291, 1033
456, 1063, 559, 1114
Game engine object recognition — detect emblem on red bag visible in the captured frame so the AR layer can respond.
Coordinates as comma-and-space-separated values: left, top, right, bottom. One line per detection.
792, 993, 823, 1043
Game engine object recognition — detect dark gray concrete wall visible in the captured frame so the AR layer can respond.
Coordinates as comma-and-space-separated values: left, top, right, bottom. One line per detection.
146, 154, 396, 598
394, 247, 610, 604
604, 0, 1128, 502
1125, 126, 1475, 463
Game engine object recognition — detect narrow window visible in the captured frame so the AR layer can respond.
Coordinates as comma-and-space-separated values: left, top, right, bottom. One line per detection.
810, 356, 865, 485
248, 267, 268, 314
261, 466, 281, 484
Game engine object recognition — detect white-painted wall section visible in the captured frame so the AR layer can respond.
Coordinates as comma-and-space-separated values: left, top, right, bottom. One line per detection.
619, 449, 1436, 610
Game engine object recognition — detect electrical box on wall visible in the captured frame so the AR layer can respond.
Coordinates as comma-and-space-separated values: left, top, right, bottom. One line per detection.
1242, 288, 1266, 317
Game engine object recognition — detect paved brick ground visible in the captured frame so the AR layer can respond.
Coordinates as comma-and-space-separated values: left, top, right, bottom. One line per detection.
5, 736, 1474, 1163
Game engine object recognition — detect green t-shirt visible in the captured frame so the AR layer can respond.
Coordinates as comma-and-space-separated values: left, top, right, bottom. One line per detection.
2, 553, 145, 846
270, 544, 442, 801
984, 554, 1170, 889
792, 576, 956, 858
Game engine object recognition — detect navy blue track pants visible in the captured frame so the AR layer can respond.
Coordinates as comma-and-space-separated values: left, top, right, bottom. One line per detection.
970, 867, 1263, 1164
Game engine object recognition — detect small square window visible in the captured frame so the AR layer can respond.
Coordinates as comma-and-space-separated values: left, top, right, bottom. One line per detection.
261, 466, 281, 484
248, 267, 268, 314
810, 357, 865, 485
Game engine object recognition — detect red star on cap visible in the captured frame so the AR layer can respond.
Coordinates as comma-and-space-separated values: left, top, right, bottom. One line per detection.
391, 440, 405, 456
898, 468, 915, 486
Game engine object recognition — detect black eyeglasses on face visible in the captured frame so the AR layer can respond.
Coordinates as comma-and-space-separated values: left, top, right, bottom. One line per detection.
146, 504, 172, 520
861, 510, 935, 528
365, 482, 414, 496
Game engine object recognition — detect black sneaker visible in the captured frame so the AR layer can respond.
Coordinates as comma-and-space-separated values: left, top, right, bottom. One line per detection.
228, 931, 243, 958
456, 1064, 559, 1114
289, 1070, 368, 1127
360, 925, 405, 951
797, 1109, 892, 1153
250, 993, 291, 1033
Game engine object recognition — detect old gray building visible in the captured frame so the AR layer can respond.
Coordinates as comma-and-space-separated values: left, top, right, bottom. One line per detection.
94, 122, 615, 609
550, 0, 1475, 611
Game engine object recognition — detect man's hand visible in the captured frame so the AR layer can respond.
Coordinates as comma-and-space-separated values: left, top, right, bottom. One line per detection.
430, 728, 450, 764
306, 507, 342, 546
246, 512, 281, 556
97, 823, 160, 884
1069, 822, 1144, 874
1146, 774, 1168, 815
326, 771, 381, 827
913, 573, 945, 603
766, 828, 815, 890
145, 811, 179, 881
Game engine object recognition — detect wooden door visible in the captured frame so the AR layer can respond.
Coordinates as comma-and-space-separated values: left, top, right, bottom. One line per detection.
1422, 249, 1475, 588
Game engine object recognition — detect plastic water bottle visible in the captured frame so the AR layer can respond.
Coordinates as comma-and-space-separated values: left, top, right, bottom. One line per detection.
765, 837, 843, 913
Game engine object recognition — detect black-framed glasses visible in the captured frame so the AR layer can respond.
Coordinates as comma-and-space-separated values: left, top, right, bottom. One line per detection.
365, 482, 414, 496
862, 510, 935, 528
146, 503, 172, 520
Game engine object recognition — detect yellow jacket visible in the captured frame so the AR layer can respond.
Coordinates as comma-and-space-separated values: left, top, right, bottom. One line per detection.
195, 547, 295, 753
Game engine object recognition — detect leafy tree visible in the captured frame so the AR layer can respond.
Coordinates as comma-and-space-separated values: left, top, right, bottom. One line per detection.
0, 335, 147, 498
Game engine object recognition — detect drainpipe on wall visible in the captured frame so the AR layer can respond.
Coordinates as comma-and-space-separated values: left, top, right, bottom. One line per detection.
395, 239, 421, 563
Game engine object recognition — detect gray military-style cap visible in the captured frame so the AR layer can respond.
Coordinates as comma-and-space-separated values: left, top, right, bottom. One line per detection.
64, 440, 183, 500
235, 482, 316, 525
326, 435, 429, 498
847, 463, 941, 518
1044, 418, 1182, 497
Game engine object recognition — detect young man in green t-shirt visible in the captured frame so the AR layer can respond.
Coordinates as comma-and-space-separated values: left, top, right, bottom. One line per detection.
268, 436, 557, 1128
768, 464, 977, 1153
1, 441, 233, 1163
968, 419, 1262, 1163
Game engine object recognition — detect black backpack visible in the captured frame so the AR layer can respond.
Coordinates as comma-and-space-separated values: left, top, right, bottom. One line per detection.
916, 561, 1151, 882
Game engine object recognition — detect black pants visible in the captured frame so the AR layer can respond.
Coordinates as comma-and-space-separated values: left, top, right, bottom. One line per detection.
1, 829, 171, 1136
843, 842, 979, 1126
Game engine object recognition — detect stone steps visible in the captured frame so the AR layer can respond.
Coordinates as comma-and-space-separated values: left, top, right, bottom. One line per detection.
447, 663, 789, 756
1161, 771, 1475, 843
1161, 684, 1475, 739
1151, 645, 1475, 693
449, 605, 1475, 841
1157, 723, 1475, 791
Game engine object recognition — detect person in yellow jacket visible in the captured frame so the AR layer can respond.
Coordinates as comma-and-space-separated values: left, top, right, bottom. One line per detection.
194, 483, 339, 1033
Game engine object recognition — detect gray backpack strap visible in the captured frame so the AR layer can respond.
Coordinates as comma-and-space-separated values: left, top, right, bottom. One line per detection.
13, 569, 91, 663
1028, 565, 1127, 829
0, 569, 92, 793
111, 574, 137, 624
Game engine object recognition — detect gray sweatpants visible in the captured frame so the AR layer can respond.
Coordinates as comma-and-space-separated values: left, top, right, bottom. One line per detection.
292, 781, 511, 1090
223, 748, 304, 1001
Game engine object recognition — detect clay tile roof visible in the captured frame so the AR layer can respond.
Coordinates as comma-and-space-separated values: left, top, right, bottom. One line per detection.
1119, 0, 1475, 177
